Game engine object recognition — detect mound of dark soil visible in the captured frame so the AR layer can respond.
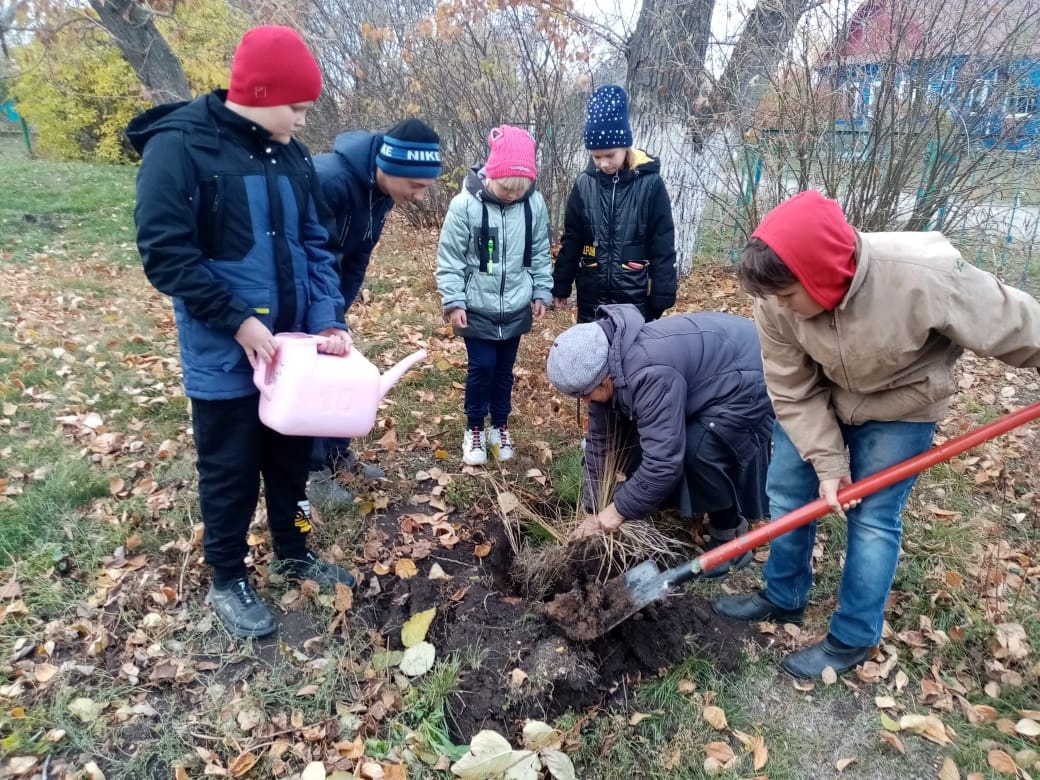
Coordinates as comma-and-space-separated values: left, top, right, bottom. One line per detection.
353, 506, 760, 743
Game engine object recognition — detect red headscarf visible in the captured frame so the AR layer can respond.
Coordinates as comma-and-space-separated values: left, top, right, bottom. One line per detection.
751, 190, 857, 310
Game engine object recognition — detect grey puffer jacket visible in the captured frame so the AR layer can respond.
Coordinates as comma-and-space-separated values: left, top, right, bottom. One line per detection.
435, 167, 552, 340
584, 304, 774, 519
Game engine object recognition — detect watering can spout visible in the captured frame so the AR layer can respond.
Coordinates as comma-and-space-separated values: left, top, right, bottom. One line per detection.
378, 349, 428, 399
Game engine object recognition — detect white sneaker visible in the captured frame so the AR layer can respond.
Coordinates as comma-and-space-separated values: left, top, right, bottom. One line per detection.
487, 425, 514, 461
462, 427, 487, 466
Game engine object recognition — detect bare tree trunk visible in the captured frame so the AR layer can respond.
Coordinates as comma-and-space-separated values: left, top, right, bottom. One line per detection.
89, 0, 192, 104
625, 0, 811, 272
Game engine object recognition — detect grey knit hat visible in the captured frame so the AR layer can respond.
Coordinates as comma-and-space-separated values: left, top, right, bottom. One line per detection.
547, 322, 610, 397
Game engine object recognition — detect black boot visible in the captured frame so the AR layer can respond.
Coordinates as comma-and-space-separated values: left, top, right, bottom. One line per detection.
700, 516, 753, 580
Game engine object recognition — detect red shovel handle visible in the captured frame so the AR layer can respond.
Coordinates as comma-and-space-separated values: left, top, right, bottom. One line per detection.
694, 400, 1040, 575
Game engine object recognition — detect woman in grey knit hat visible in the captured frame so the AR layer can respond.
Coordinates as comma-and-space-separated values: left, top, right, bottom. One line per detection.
546, 303, 775, 578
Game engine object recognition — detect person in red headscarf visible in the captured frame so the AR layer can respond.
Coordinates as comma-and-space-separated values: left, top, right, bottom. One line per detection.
713, 190, 1040, 679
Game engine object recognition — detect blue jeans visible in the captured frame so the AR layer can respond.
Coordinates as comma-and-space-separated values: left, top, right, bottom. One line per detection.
763, 418, 936, 647
464, 336, 521, 429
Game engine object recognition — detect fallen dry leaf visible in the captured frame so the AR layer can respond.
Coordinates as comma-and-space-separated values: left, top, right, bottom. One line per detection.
987, 749, 1018, 774
938, 756, 959, 780
228, 752, 259, 777
835, 757, 857, 772
702, 705, 728, 730
879, 731, 905, 754
394, 558, 418, 579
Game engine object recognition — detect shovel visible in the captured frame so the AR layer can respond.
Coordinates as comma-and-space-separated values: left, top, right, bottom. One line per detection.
587, 399, 1040, 640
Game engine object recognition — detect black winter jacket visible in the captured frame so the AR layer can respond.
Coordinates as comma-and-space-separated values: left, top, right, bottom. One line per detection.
584, 305, 774, 519
552, 151, 677, 323
126, 91, 346, 399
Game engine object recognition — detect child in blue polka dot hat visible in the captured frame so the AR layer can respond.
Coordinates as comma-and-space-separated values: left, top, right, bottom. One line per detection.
552, 84, 677, 324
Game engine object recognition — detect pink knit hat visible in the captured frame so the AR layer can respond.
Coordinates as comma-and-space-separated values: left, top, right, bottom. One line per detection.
485, 125, 537, 181
228, 26, 322, 108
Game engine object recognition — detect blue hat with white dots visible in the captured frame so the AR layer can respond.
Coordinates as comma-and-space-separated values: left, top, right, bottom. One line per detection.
584, 85, 633, 150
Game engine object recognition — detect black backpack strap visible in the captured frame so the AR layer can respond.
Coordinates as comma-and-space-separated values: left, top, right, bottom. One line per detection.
523, 199, 533, 268
477, 202, 491, 273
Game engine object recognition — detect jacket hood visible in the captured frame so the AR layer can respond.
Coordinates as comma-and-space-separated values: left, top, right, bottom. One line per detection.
331, 130, 383, 188
751, 190, 857, 310
464, 165, 535, 205
126, 94, 214, 154
582, 148, 660, 178
126, 91, 275, 156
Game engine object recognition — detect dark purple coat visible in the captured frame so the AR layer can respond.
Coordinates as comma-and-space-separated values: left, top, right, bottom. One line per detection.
584, 304, 774, 518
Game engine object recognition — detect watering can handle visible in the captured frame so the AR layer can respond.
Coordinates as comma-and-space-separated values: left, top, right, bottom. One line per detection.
253, 334, 329, 396
678, 400, 1040, 582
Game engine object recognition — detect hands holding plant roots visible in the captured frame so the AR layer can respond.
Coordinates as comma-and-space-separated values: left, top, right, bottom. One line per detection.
568, 503, 626, 541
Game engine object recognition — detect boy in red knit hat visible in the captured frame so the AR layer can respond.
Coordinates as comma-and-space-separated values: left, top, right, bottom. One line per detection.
435, 125, 553, 465
127, 26, 356, 638
714, 190, 1040, 678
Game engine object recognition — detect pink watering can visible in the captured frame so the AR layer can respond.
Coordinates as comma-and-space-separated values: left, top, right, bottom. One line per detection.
254, 333, 428, 437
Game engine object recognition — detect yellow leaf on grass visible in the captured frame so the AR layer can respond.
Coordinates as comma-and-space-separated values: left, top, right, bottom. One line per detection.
899, 714, 952, 744
473, 543, 492, 558
174, 767, 189, 780
435, 449, 450, 459
938, 757, 959, 780
704, 741, 735, 767
629, 712, 653, 726
394, 559, 418, 579
228, 752, 259, 777
297, 684, 320, 697
402, 608, 436, 648
753, 739, 768, 770
880, 713, 901, 731
702, 705, 728, 730
836, 757, 857, 772
987, 749, 1018, 774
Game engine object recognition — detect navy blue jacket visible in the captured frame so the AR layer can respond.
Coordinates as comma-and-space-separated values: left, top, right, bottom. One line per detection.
313, 131, 396, 308
127, 91, 347, 400
584, 304, 774, 518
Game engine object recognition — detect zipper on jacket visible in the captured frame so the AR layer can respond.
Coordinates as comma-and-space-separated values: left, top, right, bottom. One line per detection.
831, 312, 854, 390
607, 174, 619, 299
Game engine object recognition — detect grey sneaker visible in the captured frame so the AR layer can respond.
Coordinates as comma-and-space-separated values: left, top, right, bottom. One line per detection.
306, 467, 354, 510
273, 550, 356, 591
339, 449, 386, 481
205, 578, 276, 638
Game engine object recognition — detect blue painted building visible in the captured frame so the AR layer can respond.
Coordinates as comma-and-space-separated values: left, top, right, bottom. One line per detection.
817, 0, 1040, 150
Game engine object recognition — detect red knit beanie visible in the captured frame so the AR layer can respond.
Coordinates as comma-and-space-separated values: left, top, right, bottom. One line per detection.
485, 125, 537, 181
228, 26, 322, 108
751, 190, 858, 310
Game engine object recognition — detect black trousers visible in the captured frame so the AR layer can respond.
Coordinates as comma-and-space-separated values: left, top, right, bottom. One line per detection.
192, 395, 312, 584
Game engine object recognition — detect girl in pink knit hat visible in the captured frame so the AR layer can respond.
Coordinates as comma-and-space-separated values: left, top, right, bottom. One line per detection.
435, 125, 553, 466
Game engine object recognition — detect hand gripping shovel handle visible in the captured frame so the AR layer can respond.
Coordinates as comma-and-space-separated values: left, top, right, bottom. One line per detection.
671, 399, 1040, 587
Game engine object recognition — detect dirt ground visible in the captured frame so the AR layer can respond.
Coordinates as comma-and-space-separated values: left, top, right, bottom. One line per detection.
347, 504, 758, 744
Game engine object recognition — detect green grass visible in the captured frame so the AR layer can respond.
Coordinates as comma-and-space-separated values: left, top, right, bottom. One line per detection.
0, 138, 137, 266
